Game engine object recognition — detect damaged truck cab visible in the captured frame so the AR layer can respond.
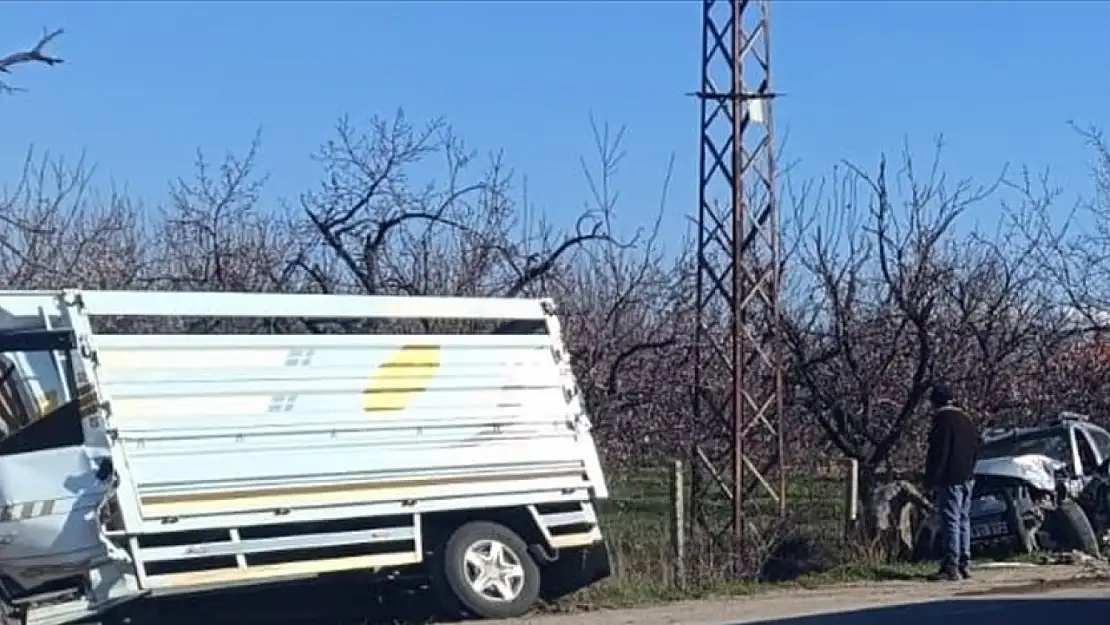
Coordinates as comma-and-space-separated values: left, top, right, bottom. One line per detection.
0, 308, 127, 625
0, 290, 613, 625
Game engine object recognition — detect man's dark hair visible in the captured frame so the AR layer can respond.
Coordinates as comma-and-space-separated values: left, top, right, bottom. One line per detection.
929, 382, 955, 407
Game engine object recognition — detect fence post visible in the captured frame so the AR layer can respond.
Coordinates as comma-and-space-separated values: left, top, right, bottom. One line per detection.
844, 458, 860, 540
670, 459, 686, 590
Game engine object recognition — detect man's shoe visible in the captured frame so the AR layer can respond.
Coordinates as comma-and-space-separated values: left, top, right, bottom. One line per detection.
928, 569, 960, 582
958, 566, 972, 580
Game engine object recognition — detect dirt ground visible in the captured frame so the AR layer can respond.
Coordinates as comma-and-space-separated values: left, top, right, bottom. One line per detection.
495, 563, 1110, 625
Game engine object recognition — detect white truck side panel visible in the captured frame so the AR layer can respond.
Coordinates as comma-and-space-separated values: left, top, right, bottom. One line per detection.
74, 290, 550, 320
91, 332, 604, 529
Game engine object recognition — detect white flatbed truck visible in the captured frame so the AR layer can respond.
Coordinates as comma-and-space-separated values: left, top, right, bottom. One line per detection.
0, 290, 612, 625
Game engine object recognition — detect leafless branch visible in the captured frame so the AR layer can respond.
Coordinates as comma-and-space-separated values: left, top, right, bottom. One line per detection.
0, 28, 64, 93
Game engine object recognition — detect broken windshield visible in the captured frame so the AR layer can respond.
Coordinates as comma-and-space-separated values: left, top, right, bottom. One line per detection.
977, 427, 1071, 464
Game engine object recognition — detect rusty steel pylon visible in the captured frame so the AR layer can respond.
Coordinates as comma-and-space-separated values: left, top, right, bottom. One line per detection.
690, 0, 785, 562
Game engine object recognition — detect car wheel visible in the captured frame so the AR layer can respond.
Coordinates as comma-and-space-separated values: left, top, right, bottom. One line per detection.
431, 521, 541, 620
1049, 498, 1101, 558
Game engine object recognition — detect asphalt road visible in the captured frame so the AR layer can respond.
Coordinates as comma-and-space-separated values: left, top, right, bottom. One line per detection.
134, 566, 1110, 625
728, 591, 1110, 625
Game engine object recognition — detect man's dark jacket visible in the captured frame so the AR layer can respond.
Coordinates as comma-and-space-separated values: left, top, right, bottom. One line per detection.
923, 405, 978, 487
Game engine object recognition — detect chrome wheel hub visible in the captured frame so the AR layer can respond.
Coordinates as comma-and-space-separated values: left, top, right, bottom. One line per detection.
462, 539, 526, 602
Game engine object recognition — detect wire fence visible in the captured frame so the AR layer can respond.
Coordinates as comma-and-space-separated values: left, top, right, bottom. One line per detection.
595, 458, 858, 592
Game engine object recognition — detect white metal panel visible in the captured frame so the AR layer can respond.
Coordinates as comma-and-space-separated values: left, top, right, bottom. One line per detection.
97, 332, 553, 351
141, 527, 416, 563
542, 311, 610, 500
91, 332, 599, 528
0, 292, 69, 377
0, 292, 67, 322
74, 290, 550, 321
120, 487, 593, 535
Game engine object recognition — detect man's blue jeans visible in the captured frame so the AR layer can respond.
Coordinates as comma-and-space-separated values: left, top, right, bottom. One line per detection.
938, 479, 975, 572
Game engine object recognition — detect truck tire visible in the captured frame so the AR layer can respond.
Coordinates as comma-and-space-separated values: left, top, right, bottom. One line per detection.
430, 521, 541, 620
1050, 499, 1101, 558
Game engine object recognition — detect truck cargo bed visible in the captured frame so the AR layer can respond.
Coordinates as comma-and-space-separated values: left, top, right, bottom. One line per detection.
0, 290, 610, 625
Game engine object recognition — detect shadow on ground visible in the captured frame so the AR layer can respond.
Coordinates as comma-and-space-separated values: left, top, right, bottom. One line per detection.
733, 598, 1110, 625
123, 576, 446, 625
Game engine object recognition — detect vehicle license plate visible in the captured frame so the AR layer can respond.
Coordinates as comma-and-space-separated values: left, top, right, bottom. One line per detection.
971, 521, 1009, 539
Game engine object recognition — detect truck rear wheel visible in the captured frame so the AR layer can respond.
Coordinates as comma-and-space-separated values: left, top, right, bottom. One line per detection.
430, 521, 541, 620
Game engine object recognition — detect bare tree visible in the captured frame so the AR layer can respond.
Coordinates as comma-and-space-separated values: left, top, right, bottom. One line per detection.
151, 130, 298, 294
1006, 123, 1110, 420
781, 140, 1037, 480
295, 110, 627, 303
0, 148, 145, 289
1029, 123, 1110, 323
0, 29, 64, 93
549, 122, 694, 464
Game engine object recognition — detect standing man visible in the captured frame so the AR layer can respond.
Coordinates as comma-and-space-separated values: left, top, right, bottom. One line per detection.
922, 382, 979, 581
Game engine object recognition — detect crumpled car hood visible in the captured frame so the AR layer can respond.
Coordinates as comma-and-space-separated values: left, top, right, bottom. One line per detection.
973, 453, 1064, 492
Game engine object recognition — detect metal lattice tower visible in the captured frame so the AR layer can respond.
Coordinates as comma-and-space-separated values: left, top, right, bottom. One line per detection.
691, 0, 785, 559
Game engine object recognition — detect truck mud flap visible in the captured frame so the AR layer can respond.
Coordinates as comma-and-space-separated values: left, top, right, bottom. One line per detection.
539, 539, 613, 602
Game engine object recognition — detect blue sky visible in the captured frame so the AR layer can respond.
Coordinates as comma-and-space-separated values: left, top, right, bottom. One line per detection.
2, 1, 1108, 247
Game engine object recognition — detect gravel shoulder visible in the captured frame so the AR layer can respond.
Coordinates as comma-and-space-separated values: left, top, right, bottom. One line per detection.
498, 564, 1110, 625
